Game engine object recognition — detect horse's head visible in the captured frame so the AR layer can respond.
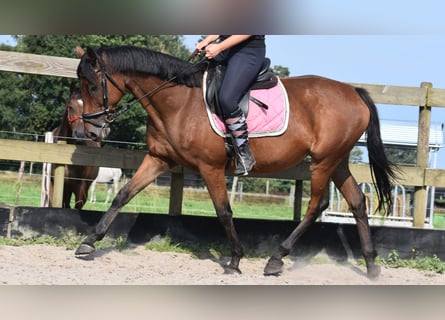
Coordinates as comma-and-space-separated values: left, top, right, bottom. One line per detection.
75, 46, 124, 141
65, 82, 110, 142
66, 82, 86, 140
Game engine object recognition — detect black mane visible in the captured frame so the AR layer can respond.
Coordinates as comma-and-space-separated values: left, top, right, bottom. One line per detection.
77, 45, 204, 88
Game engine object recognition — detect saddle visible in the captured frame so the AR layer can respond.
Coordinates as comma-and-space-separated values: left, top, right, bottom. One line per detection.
205, 58, 278, 118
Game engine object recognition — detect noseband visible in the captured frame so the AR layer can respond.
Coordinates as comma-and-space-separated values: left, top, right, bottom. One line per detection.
67, 105, 82, 125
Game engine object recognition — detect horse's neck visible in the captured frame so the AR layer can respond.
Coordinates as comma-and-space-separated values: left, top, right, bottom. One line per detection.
127, 77, 197, 114
126, 77, 158, 109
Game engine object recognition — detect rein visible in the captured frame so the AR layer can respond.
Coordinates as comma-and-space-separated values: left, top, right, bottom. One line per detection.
81, 48, 207, 127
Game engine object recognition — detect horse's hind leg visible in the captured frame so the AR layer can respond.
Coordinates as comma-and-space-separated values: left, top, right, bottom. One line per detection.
104, 183, 112, 204
331, 161, 380, 278
75, 155, 171, 256
264, 166, 331, 276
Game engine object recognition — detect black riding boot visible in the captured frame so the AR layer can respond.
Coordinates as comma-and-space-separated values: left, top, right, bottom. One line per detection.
224, 109, 256, 176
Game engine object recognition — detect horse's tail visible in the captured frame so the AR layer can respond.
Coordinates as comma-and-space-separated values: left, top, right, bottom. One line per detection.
355, 87, 399, 215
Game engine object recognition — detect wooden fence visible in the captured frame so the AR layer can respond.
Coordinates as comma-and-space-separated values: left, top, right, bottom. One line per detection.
1, 50, 445, 228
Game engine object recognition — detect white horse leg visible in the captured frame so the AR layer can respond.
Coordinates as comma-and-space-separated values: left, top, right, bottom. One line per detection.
113, 179, 119, 195
105, 183, 112, 204
90, 180, 97, 203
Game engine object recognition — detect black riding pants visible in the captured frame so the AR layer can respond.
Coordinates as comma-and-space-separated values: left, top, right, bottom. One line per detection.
217, 46, 266, 119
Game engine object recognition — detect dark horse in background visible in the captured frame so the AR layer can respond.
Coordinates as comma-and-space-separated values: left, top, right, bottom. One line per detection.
74, 45, 398, 278
49, 83, 109, 209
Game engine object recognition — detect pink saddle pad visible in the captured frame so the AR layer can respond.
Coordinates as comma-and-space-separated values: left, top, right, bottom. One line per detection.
206, 77, 290, 138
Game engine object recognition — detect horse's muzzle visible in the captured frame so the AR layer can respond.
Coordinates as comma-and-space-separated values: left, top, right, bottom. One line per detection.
85, 126, 107, 142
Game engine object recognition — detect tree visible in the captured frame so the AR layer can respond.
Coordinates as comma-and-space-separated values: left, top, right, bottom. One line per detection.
271, 65, 290, 78
385, 146, 417, 166
350, 147, 364, 164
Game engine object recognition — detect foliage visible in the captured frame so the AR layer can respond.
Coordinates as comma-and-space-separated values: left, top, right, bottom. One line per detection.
114, 235, 130, 251
0, 232, 82, 249
271, 65, 289, 78
350, 147, 364, 164
233, 177, 293, 194
385, 146, 417, 166
359, 249, 445, 274
144, 232, 194, 256
0, 231, 129, 252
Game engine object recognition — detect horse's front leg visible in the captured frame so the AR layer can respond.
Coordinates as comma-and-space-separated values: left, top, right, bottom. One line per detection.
200, 167, 244, 273
104, 184, 112, 204
75, 155, 171, 256
90, 181, 96, 203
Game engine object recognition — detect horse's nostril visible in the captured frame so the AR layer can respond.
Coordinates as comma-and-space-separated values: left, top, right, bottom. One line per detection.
87, 131, 99, 141
73, 130, 85, 139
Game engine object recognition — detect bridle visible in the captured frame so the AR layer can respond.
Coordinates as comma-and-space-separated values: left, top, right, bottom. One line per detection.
66, 104, 82, 125
81, 48, 208, 129
80, 49, 126, 129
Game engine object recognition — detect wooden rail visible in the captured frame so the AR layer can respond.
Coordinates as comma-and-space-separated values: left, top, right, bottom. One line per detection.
1, 50, 445, 227
1, 138, 445, 186
0, 50, 78, 78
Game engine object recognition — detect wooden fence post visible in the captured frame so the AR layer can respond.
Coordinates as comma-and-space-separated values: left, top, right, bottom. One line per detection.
40, 132, 53, 207
15, 161, 25, 204
52, 140, 67, 208
238, 182, 244, 202
169, 169, 184, 216
413, 82, 432, 227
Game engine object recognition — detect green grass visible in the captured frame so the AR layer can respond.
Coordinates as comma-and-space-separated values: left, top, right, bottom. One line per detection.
359, 249, 445, 274
0, 172, 296, 220
433, 213, 445, 228
0, 231, 129, 251
2, 171, 445, 226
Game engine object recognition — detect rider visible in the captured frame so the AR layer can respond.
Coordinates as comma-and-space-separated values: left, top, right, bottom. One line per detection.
196, 35, 266, 176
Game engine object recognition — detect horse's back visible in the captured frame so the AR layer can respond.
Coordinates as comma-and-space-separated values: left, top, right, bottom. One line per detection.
277, 75, 371, 160
282, 75, 370, 129
95, 167, 122, 183
283, 75, 366, 103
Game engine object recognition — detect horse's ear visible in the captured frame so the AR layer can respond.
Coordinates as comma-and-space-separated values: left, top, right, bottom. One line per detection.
75, 46, 85, 58
85, 46, 98, 66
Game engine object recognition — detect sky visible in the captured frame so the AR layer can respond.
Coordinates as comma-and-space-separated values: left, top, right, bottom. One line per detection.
1, 33, 445, 168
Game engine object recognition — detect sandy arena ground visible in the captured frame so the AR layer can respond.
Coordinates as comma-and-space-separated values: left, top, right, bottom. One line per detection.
1, 244, 444, 285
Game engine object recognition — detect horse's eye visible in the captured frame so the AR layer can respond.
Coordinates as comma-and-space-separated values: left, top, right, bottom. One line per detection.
89, 85, 98, 94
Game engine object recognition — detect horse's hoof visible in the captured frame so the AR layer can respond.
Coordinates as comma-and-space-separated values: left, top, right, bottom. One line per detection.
264, 257, 284, 276
223, 264, 242, 275
75, 243, 96, 256
367, 265, 381, 279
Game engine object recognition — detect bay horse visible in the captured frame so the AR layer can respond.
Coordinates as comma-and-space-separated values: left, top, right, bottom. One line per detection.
89, 167, 122, 204
49, 83, 107, 209
74, 45, 397, 278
